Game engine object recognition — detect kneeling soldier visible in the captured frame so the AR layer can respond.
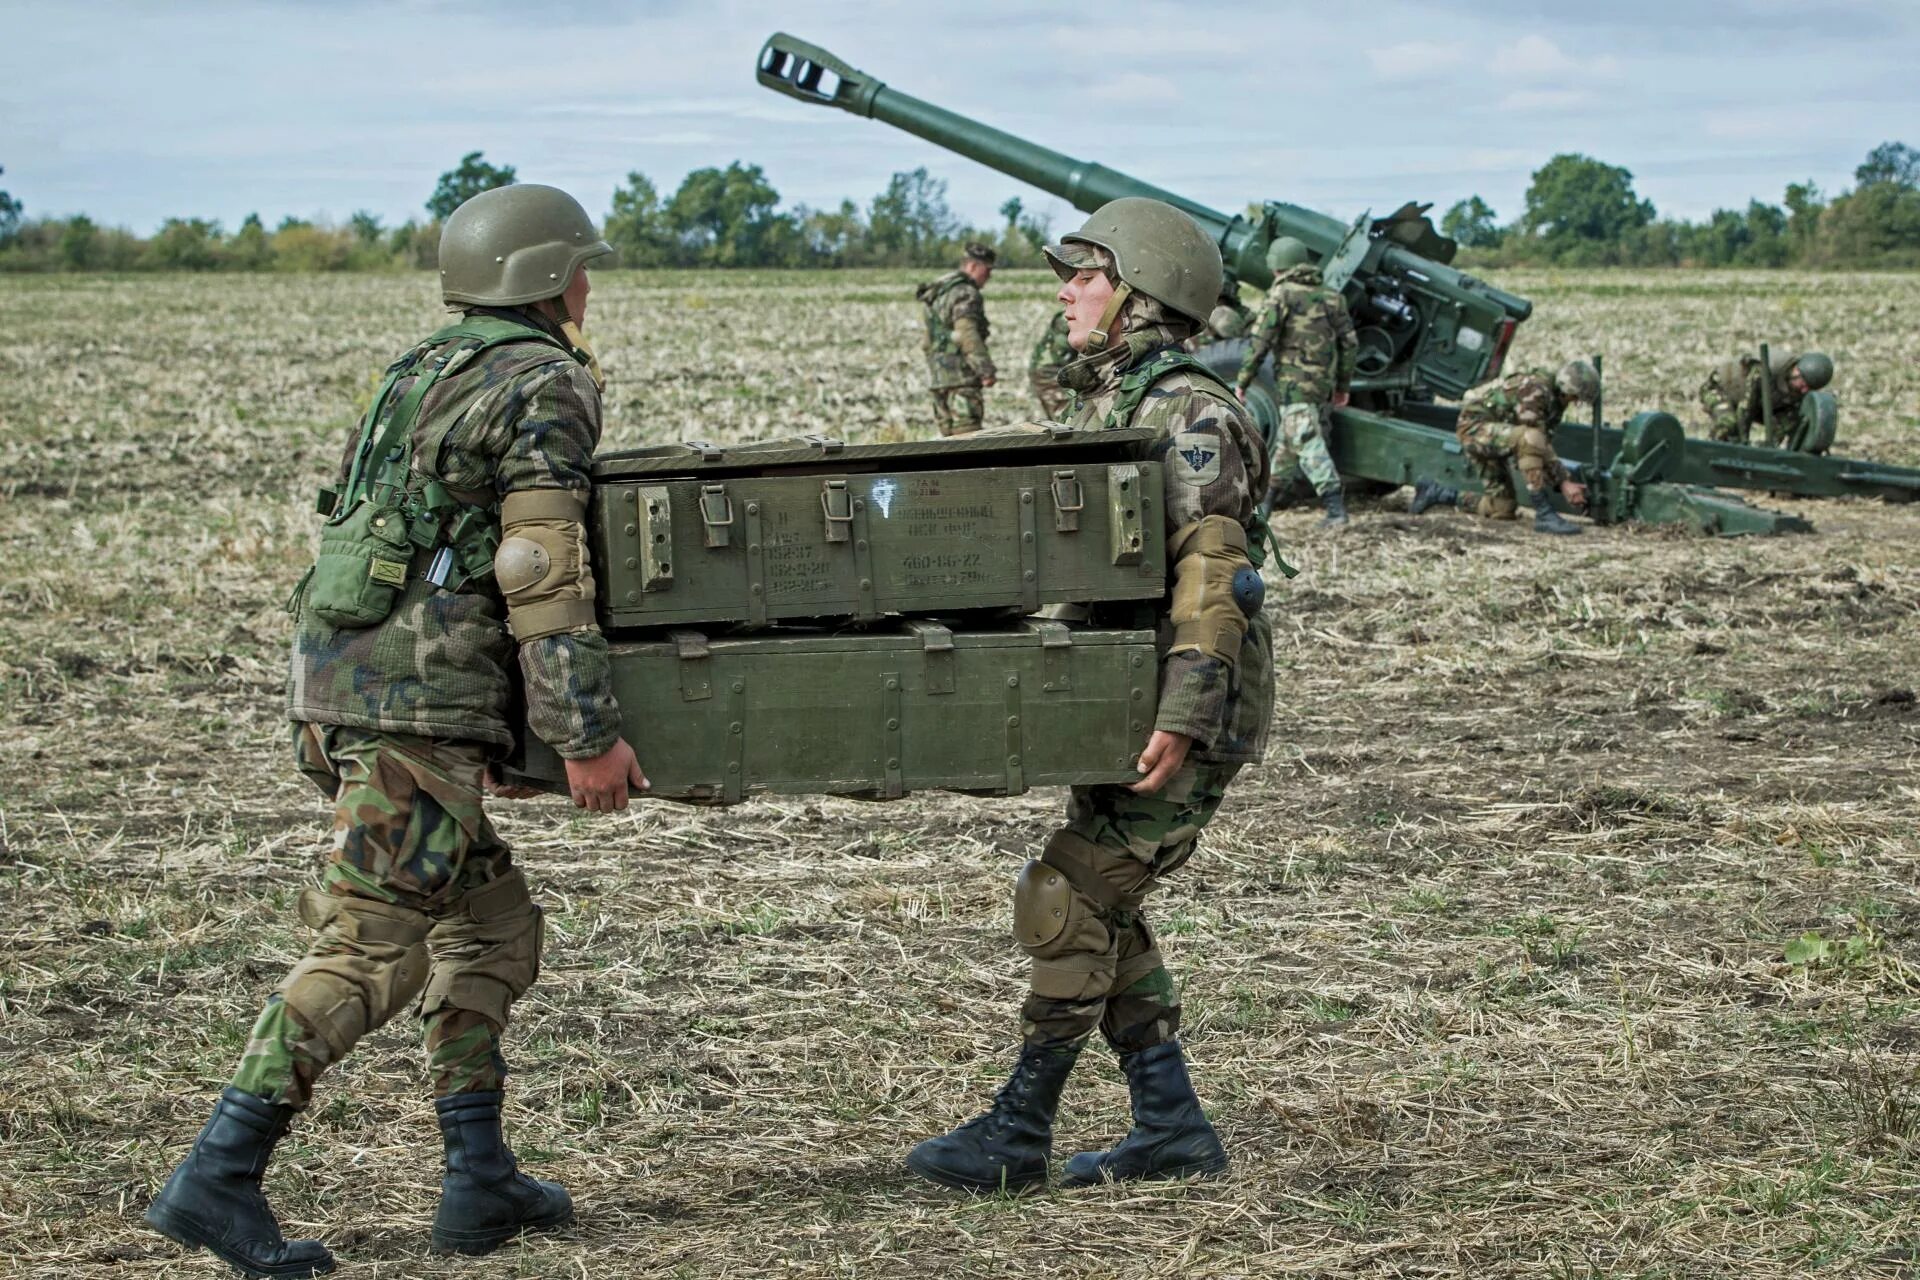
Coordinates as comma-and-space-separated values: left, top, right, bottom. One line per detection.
1410, 360, 1598, 536
1698, 348, 1833, 447
145, 185, 647, 1276
908, 198, 1275, 1193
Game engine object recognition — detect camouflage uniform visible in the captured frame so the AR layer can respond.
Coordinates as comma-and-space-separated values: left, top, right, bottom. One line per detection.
1452, 369, 1572, 519
1699, 350, 1807, 444
917, 269, 995, 435
1234, 264, 1356, 498
234, 315, 618, 1111
1180, 290, 1254, 353
1023, 321, 1274, 1054
1028, 309, 1075, 420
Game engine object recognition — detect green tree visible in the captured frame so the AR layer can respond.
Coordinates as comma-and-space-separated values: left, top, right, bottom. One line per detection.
1520, 154, 1654, 255
227, 212, 272, 270
0, 166, 21, 245
797, 199, 864, 264
604, 170, 674, 266
58, 215, 99, 269
867, 167, 957, 264
1440, 195, 1500, 248
349, 210, 384, 244
426, 151, 516, 219
1855, 141, 1919, 189
146, 218, 224, 270
1783, 180, 1825, 250
1815, 181, 1920, 266
665, 162, 788, 266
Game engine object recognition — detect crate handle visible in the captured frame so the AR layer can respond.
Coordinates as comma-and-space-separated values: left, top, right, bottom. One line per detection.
1050, 470, 1084, 533
699, 484, 733, 549
821, 479, 854, 542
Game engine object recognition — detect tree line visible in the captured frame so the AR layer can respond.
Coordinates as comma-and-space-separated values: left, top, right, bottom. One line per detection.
2, 142, 1915, 274
1443, 142, 1920, 268
0, 151, 1050, 274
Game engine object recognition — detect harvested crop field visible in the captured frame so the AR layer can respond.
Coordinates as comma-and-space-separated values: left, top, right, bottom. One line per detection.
1, 268, 1917, 1279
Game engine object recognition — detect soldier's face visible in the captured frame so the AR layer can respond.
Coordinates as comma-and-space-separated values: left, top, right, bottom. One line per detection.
1059, 268, 1116, 352
563, 267, 592, 325
1789, 370, 1809, 394
963, 258, 994, 286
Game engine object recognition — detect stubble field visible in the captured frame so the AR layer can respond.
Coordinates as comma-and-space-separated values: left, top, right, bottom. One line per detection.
1, 268, 1918, 1279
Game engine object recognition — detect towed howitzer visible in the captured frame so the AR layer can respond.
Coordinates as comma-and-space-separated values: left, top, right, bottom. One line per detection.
756, 32, 1812, 536
757, 32, 1528, 404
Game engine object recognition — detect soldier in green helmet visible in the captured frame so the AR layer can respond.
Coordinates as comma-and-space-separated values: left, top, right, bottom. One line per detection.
1234, 236, 1358, 527
908, 197, 1275, 1194
1028, 308, 1075, 419
1409, 359, 1598, 535
1180, 281, 1254, 353
916, 241, 998, 434
1698, 348, 1834, 447
144, 184, 647, 1276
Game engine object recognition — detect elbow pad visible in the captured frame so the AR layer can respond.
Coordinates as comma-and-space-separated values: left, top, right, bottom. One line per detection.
1167, 515, 1254, 665
494, 488, 598, 641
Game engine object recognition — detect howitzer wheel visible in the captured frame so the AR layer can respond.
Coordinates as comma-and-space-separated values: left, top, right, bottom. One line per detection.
1616, 412, 1686, 483
1788, 391, 1838, 456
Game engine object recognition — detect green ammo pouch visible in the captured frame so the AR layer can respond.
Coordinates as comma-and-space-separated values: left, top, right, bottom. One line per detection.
305, 496, 415, 628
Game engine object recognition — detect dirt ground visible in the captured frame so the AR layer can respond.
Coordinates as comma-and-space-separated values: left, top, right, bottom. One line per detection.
1, 269, 1916, 1278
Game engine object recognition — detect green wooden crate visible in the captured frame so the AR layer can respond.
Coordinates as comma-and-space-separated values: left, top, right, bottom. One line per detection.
505, 620, 1159, 803
589, 428, 1165, 629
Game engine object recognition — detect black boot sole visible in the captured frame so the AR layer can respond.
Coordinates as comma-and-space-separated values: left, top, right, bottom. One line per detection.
146, 1201, 336, 1278
430, 1203, 575, 1256
905, 1147, 1048, 1195
1061, 1150, 1229, 1188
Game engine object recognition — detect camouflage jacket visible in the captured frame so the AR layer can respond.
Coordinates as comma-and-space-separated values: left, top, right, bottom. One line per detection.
1235, 264, 1357, 404
1707, 351, 1807, 424
1029, 309, 1073, 378
1182, 293, 1254, 353
287, 313, 620, 760
1457, 368, 1566, 436
1064, 327, 1274, 764
916, 271, 994, 388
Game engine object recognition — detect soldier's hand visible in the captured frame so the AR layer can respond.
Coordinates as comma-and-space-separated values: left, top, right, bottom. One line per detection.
564, 738, 649, 812
1561, 479, 1589, 512
482, 768, 542, 801
1132, 730, 1194, 794
981, 375, 997, 388
1332, 390, 1351, 408
1235, 386, 1248, 403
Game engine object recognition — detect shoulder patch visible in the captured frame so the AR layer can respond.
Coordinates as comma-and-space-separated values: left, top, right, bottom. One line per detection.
1171, 431, 1223, 484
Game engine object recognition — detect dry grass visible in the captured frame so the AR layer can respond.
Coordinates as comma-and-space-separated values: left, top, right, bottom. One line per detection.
1, 268, 1917, 1279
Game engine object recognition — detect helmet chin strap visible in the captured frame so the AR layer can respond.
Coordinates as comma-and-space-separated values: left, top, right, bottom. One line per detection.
547, 296, 605, 391
1083, 282, 1133, 354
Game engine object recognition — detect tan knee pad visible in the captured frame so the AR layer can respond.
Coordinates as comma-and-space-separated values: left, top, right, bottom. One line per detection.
279, 889, 432, 1060
1012, 859, 1116, 1001
420, 869, 543, 1028
1515, 426, 1561, 492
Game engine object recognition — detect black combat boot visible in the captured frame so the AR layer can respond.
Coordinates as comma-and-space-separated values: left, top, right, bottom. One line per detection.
907, 1045, 1080, 1192
144, 1088, 336, 1278
1062, 1041, 1228, 1187
1530, 487, 1582, 535
1408, 478, 1459, 515
431, 1091, 574, 1255
1319, 487, 1349, 527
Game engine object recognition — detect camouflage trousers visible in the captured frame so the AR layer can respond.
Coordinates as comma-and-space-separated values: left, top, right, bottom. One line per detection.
1271, 401, 1341, 498
1456, 413, 1562, 519
929, 385, 985, 436
1698, 379, 1752, 444
1013, 762, 1240, 1053
229, 724, 542, 1110
1030, 370, 1074, 421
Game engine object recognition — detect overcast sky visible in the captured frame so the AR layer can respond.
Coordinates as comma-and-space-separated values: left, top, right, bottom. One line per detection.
4, 0, 1915, 236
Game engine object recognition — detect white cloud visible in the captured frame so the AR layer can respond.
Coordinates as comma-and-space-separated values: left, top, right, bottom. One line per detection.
1367, 40, 1467, 81
1087, 72, 1181, 105
1492, 34, 1620, 81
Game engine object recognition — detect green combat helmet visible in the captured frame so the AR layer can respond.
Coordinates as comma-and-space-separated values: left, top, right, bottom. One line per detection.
1794, 352, 1833, 390
1043, 197, 1222, 350
1208, 304, 1249, 340
1265, 236, 1311, 274
1555, 358, 1600, 403
439, 184, 613, 307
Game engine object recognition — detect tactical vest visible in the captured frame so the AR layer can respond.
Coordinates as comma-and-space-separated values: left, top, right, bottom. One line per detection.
1098, 346, 1289, 575
919, 273, 982, 356
297, 314, 574, 627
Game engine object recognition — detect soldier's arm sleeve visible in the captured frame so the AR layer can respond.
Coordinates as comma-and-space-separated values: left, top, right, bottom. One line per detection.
1333, 298, 1359, 393
495, 362, 621, 761
1144, 390, 1258, 748
950, 289, 995, 382
1235, 306, 1278, 388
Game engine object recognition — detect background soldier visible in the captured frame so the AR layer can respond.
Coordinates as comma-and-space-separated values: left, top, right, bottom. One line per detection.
1233, 237, 1358, 527
1181, 282, 1253, 353
1699, 348, 1834, 445
909, 197, 1274, 1194
1028, 307, 1075, 419
916, 241, 998, 434
144, 185, 647, 1276
1409, 360, 1598, 536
